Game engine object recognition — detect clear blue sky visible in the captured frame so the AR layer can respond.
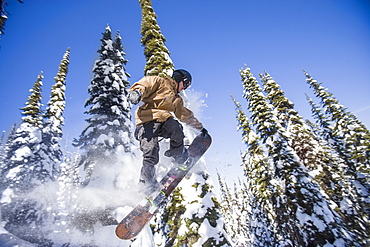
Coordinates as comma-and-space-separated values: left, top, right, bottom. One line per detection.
1, 0, 369, 183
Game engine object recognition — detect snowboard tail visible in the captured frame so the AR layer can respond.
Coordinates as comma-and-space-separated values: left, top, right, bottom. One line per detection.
115, 132, 212, 240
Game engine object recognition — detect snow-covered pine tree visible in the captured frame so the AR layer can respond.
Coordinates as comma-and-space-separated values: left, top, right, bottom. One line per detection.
71, 26, 136, 234
113, 30, 131, 89
261, 71, 368, 244
0, 129, 7, 186
0, 124, 16, 181
1, 72, 43, 193
304, 71, 370, 243
231, 97, 275, 246
217, 174, 234, 235
0, 72, 54, 245
73, 25, 134, 187
139, 0, 174, 77
155, 172, 230, 247
217, 174, 247, 245
2, 50, 72, 245
0, 129, 6, 170
304, 71, 370, 177
0, 135, 3, 190
0, 131, 4, 158
19, 73, 44, 126
240, 65, 352, 246
305, 94, 331, 139
37, 48, 70, 183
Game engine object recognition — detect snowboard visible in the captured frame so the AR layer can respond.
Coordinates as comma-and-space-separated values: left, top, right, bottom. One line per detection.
115, 132, 212, 240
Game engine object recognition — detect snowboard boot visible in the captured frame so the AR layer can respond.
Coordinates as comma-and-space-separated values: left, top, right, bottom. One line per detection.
138, 164, 160, 196
164, 147, 189, 165
138, 179, 160, 196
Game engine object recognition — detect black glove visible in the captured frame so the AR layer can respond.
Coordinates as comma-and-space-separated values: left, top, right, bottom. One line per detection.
200, 128, 208, 137
128, 90, 142, 105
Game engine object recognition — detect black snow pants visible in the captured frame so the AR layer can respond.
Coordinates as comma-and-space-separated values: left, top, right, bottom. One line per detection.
135, 117, 185, 183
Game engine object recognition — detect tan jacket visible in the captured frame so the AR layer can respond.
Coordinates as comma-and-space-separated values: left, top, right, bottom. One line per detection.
129, 76, 203, 130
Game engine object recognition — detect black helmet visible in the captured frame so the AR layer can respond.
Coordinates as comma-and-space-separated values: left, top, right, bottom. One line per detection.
172, 69, 192, 89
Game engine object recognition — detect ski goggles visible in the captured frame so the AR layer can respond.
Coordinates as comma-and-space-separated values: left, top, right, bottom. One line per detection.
183, 78, 191, 89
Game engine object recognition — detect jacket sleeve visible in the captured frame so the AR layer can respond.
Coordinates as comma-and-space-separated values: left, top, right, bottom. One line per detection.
173, 96, 203, 130
129, 76, 158, 98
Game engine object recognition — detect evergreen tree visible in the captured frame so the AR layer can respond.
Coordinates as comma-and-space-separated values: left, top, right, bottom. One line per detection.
20, 72, 44, 126
38, 48, 70, 183
0, 128, 7, 184
1, 72, 44, 192
231, 97, 275, 246
305, 71, 370, 186
0, 123, 16, 180
112, 30, 131, 87
217, 175, 248, 245
304, 71, 370, 169
305, 94, 332, 142
262, 72, 341, 201
0, 72, 53, 245
154, 172, 230, 247
0, 130, 4, 150
240, 65, 352, 246
0, 129, 6, 168
0, 54, 70, 244
139, 0, 174, 77
304, 72, 370, 243
74, 25, 135, 186
262, 71, 368, 244
71, 26, 136, 234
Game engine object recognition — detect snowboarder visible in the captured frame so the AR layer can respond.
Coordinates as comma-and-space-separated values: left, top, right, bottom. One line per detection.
128, 69, 208, 195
